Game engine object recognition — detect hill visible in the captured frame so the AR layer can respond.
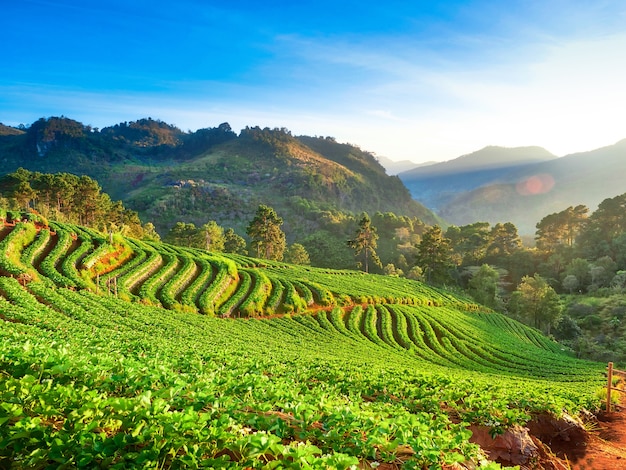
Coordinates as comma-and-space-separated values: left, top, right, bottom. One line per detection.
375, 155, 435, 175
0, 216, 606, 468
399, 141, 626, 235
398, 146, 557, 212
0, 117, 439, 239
0, 123, 25, 136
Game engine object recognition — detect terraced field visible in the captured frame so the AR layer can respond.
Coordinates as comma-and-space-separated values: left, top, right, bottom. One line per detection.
0, 220, 606, 469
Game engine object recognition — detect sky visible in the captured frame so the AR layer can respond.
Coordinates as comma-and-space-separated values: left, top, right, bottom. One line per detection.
2, 0, 626, 163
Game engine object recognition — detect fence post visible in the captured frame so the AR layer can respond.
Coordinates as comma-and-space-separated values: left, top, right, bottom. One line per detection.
607, 362, 614, 413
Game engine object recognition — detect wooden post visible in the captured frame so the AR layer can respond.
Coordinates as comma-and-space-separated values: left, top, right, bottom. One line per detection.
607, 362, 614, 413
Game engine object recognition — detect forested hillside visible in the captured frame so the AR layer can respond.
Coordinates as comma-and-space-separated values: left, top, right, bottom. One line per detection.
0, 117, 438, 239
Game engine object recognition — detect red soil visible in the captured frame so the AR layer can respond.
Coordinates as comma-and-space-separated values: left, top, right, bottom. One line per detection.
566, 397, 626, 470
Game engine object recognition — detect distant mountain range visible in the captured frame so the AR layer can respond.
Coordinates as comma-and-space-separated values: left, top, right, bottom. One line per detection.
398, 141, 626, 235
375, 155, 436, 175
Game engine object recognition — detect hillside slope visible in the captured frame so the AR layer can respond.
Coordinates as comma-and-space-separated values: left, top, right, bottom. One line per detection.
398, 146, 557, 212
0, 117, 439, 237
437, 139, 626, 234
0, 217, 605, 468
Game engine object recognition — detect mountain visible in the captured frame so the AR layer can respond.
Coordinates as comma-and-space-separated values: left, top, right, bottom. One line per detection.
376, 155, 436, 175
399, 140, 626, 235
398, 146, 557, 212
0, 116, 440, 237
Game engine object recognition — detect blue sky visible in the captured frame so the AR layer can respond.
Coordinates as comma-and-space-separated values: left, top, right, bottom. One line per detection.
2, 1, 626, 163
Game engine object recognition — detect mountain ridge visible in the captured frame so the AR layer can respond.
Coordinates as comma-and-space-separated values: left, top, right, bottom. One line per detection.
399, 139, 626, 234
0, 116, 440, 238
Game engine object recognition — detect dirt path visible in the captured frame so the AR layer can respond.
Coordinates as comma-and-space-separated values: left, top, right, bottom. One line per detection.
567, 392, 626, 469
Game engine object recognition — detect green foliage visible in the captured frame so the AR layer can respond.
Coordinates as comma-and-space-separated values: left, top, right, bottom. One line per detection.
223, 228, 248, 255
0, 209, 609, 469
509, 274, 562, 334
246, 205, 286, 261
416, 225, 454, 285
164, 222, 199, 247
284, 243, 310, 266
347, 212, 382, 273
0, 169, 144, 236
302, 230, 354, 269
100, 117, 184, 147
467, 264, 501, 309
0, 222, 38, 279
535, 205, 588, 253
486, 222, 522, 262
199, 221, 225, 252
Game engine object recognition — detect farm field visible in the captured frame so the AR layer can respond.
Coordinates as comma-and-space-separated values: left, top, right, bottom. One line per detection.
0, 219, 606, 469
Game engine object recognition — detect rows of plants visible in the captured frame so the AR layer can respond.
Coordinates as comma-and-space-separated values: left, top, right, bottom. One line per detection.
0, 277, 604, 468
0, 220, 480, 318
0, 219, 608, 468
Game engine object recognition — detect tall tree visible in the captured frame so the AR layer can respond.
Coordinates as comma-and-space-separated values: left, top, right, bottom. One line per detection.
285, 243, 311, 265
467, 264, 501, 309
563, 258, 591, 292
416, 225, 454, 284
165, 222, 198, 247
223, 228, 247, 255
446, 222, 491, 266
508, 274, 562, 334
347, 213, 382, 273
578, 193, 626, 259
199, 221, 225, 252
246, 204, 286, 260
535, 205, 588, 254
486, 222, 522, 262
141, 222, 161, 242
74, 176, 106, 226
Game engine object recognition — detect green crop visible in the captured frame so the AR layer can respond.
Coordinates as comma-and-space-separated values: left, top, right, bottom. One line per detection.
0, 219, 606, 469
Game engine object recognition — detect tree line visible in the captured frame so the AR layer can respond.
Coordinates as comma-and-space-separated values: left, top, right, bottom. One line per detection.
0, 168, 148, 237
4, 168, 626, 363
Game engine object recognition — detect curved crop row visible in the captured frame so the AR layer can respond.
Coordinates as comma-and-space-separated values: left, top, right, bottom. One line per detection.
38, 224, 77, 288
59, 234, 94, 289
116, 242, 162, 300
20, 228, 51, 271
218, 270, 252, 317
237, 269, 272, 317
80, 238, 132, 277
197, 258, 237, 315
159, 254, 198, 309
291, 280, 314, 306
305, 280, 335, 306
178, 258, 212, 310
264, 278, 284, 314
137, 250, 179, 306
0, 222, 38, 278
282, 280, 307, 313
327, 308, 353, 337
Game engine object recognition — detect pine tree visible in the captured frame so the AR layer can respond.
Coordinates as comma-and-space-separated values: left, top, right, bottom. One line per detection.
200, 221, 225, 252
246, 204, 286, 260
417, 225, 453, 284
285, 243, 311, 265
223, 228, 248, 255
347, 213, 382, 273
